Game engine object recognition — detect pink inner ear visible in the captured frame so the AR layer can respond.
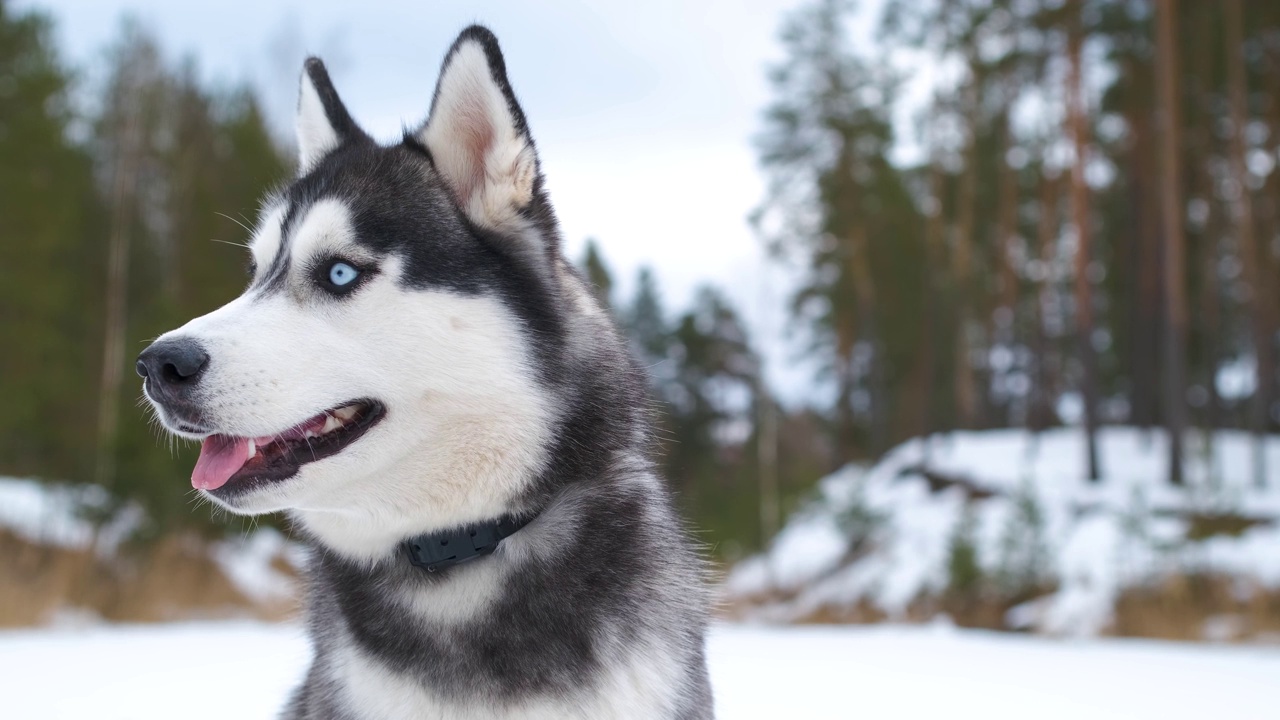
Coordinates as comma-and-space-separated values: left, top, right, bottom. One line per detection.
452, 100, 496, 203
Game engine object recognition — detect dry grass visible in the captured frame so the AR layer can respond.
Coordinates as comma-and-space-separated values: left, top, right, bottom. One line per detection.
0, 528, 298, 627
1113, 574, 1280, 642
727, 573, 1280, 642
794, 598, 890, 625
1182, 513, 1272, 541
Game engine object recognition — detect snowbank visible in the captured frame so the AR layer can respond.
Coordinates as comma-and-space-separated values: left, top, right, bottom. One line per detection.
727, 428, 1280, 636
0, 477, 300, 615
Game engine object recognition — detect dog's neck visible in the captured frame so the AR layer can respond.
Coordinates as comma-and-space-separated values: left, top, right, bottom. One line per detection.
291, 496, 537, 565
286, 412, 557, 563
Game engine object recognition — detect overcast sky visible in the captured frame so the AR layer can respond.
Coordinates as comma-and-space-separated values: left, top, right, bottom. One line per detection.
23, 0, 905, 403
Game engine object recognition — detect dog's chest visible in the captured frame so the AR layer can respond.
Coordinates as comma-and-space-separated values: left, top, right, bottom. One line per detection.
330, 642, 681, 720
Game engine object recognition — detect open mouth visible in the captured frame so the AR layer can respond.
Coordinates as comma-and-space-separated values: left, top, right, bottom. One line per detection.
192, 399, 385, 495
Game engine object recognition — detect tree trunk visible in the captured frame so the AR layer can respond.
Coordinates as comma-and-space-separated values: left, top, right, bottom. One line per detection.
1225, 0, 1271, 488
1189, 0, 1221, 479
1031, 170, 1061, 433
954, 78, 981, 429
997, 116, 1020, 321
834, 322, 857, 468
1156, 0, 1189, 486
756, 391, 779, 544
1068, 4, 1102, 482
94, 106, 143, 490
1261, 44, 1280, 440
848, 224, 886, 454
919, 153, 947, 446
994, 112, 1021, 426
1127, 95, 1162, 431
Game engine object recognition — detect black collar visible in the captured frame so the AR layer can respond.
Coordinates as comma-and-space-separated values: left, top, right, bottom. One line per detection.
403, 514, 533, 573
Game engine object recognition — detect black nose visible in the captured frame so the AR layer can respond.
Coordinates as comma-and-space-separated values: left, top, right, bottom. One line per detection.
137, 338, 209, 392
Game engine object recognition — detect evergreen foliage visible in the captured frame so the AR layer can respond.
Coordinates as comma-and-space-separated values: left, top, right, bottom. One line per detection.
579, 239, 613, 308
757, 0, 1280, 488
995, 480, 1051, 598
0, 10, 287, 537
0, 3, 103, 483
3, 0, 1280, 554
946, 505, 984, 598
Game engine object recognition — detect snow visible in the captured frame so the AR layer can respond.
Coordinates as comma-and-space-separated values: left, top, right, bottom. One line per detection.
0, 620, 1276, 719
728, 428, 1280, 636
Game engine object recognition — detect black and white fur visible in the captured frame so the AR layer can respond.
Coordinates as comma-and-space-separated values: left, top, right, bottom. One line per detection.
139, 26, 713, 719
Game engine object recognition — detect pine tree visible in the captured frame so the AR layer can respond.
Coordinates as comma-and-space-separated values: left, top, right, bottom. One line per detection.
92, 20, 168, 492
0, 3, 103, 481
623, 266, 671, 372
88, 21, 289, 533
756, 0, 924, 463
1067, 0, 1102, 482
1155, 0, 1189, 485
579, 238, 613, 308
1225, 0, 1272, 488
665, 287, 763, 547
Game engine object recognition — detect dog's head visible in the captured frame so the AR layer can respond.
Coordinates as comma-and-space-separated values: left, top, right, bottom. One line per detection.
138, 27, 596, 559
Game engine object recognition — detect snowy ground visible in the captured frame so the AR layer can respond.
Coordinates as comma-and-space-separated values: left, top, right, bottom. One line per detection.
0, 620, 1276, 719
729, 428, 1280, 636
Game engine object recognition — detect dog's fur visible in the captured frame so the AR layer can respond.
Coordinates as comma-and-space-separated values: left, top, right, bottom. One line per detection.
139, 26, 713, 719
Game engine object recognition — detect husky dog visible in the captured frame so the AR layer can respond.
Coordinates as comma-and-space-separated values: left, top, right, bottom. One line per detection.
136, 26, 712, 719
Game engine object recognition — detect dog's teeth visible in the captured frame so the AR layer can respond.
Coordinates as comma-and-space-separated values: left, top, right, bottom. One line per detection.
334, 406, 358, 421
322, 415, 341, 434
247, 439, 256, 459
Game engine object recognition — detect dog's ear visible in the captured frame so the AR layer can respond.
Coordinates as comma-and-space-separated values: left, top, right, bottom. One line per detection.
296, 58, 367, 175
417, 26, 540, 232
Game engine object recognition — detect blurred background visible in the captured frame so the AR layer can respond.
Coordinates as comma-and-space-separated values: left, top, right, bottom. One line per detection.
2, 0, 1280, 716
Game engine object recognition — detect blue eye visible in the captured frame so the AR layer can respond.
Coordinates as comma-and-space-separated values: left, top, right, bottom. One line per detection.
328, 261, 359, 287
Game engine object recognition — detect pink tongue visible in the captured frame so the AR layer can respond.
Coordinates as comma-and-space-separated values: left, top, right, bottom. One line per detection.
192, 435, 251, 490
